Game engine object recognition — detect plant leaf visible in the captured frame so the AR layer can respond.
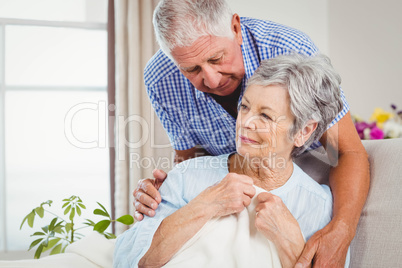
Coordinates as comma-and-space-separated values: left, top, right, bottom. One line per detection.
61, 244, 68, 253
78, 203, 86, 209
41, 226, 49, 233
76, 206, 81, 216
40, 200, 53, 207
49, 217, 58, 230
34, 244, 44, 259
93, 220, 111, 233
27, 210, 36, 228
69, 207, 75, 221
29, 238, 44, 251
32, 231, 45, 236
116, 215, 134, 225
97, 202, 110, 215
65, 223, 73, 233
35, 206, 45, 218
43, 238, 61, 252
64, 205, 71, 215
93, 209, 109, 217
50, 243, 62, 255
104, 232, 117, 239
83, 219, 95, 226
62, 202, 69, 208
20, 210, 35, 229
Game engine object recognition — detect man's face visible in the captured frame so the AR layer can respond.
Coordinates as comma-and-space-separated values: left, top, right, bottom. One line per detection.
171, 16, 245, 96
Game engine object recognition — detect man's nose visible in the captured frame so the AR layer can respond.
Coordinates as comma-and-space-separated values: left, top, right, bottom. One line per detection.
202, 66, 222, 89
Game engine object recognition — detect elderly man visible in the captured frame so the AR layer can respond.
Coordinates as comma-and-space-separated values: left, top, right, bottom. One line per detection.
133, 0, 370, 267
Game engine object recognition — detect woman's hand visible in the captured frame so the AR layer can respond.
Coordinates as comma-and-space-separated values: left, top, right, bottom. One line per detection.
255, 192, 305, 268
193, 173, 256, 218
132, 169, 166, 221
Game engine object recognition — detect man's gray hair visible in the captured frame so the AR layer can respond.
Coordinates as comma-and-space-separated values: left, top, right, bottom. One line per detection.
247, 53, 343, 157
153, 0, 234, 60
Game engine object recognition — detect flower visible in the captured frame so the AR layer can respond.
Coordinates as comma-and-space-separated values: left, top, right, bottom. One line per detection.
370, 108, 394, 128
383, 120, 402, 139
369, 126, 384, 140
353, 104, 402, 140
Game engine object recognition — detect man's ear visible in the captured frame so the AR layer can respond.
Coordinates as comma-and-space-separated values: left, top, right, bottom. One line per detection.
231, 14, 242, 45
294, 120, 318, 147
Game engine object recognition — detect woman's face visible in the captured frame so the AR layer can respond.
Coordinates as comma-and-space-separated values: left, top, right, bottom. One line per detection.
235, 84, 296, 166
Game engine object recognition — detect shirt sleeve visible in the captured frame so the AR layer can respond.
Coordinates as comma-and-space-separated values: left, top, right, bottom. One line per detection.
113, 168, 187, 268
146, 81, 198, 151
327, 88, 350, 129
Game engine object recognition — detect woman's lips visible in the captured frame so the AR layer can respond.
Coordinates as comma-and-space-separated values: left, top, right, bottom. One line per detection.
239, 135, 258, 144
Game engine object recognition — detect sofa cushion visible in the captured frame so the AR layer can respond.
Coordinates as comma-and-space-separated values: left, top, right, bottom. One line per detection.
295, 138, 402, 267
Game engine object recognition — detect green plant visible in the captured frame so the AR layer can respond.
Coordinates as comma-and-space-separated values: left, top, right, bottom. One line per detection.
20, 195, 134, 259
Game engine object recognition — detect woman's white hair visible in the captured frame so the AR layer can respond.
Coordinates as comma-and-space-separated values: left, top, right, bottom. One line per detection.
153, 0, 234, 60
247, 53, 343, 157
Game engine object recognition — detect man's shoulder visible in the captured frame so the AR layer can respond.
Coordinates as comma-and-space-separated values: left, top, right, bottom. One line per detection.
144, 49, 181, 88
240, 17, 318, 54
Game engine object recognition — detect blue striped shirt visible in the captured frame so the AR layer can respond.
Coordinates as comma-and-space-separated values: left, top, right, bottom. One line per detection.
144, 17, 350, 155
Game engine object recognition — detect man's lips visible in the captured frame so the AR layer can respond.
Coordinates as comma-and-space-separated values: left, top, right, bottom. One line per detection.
239, 135, 258, 144
216, 78, 230, 90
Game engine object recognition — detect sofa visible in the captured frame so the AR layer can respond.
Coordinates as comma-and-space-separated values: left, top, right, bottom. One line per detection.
1, 138, 401, 267
295, 138, 402, 267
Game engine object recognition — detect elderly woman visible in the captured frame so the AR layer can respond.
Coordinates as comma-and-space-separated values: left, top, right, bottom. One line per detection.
114, 54, 349, 268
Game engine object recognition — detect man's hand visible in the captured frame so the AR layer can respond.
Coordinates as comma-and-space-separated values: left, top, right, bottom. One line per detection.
133, 169, 167, 221
295, 219, 351, 268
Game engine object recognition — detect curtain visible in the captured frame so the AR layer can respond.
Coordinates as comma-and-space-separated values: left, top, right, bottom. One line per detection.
113, 0, 173, 235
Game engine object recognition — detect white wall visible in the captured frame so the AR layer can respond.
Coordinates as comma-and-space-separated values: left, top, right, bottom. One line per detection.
227, 0, 329, 56
329, 0, 402, 119
227, 0, 402, 119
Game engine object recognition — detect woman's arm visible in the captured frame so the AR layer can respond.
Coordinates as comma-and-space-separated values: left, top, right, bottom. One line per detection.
139, 173, 256, 267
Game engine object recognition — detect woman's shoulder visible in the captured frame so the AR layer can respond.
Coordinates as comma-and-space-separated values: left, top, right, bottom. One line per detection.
290, 163, 332, 201
173, 154, 230, 174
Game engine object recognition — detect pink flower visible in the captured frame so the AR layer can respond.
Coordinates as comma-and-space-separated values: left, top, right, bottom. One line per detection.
370, 126, 384, 139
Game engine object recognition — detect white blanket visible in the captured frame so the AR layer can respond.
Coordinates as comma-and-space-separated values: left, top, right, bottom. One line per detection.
164, 186, 282, 268
0, 232, 115, 268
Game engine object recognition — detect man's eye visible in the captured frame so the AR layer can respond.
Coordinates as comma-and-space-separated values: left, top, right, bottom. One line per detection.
186, 66, 200, 73
209, 57, 222, 63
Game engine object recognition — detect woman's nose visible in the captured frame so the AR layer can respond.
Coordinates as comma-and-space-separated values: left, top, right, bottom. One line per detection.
240, 112, 257, 130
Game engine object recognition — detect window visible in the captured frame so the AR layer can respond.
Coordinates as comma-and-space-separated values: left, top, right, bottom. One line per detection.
0, 0, 110, 257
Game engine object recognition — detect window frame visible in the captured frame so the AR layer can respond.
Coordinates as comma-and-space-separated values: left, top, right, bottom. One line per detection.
0, 17, 107, 253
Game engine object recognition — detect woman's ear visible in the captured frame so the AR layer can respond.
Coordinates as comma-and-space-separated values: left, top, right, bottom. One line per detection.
294, 120, 318, 147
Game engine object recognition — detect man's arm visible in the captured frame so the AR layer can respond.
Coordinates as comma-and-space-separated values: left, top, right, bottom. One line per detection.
296, 112, 370, 267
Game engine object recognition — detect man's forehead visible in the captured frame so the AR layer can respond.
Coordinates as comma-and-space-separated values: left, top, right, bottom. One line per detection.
172, 36, 229, 66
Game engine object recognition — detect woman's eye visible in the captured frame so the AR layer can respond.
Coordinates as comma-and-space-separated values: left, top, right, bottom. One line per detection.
239, 104, 248, 110
261, 113, 271, 120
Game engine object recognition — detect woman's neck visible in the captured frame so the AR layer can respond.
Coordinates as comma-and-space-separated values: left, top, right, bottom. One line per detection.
228, 153, 294, 191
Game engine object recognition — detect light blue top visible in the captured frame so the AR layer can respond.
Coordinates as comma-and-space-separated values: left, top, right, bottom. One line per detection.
114, 154, 350, 267
144, 17, 350, 155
